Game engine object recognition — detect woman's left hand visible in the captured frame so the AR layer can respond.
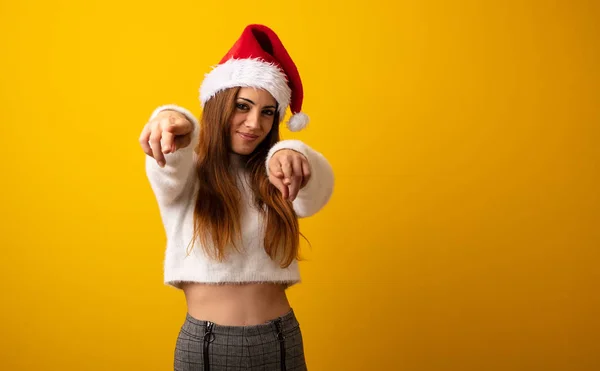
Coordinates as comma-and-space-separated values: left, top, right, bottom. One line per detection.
268, 149, 311, 202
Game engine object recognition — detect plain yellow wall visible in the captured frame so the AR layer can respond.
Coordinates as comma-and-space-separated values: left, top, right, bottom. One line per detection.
1, 0, 598, 370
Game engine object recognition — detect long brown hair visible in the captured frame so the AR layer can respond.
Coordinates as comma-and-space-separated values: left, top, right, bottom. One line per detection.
188, 87, 301, 267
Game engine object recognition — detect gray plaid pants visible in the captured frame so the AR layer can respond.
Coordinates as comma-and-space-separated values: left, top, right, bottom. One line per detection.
174, 309, 307, 371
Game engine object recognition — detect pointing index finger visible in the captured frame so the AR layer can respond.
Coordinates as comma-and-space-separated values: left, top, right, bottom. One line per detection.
269, 174, 289, 200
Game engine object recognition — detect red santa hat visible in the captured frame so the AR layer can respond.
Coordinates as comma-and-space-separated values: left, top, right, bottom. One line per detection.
199, 24, 309, 132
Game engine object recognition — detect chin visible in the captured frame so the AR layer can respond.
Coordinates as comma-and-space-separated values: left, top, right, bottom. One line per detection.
231, 138, 262, 155
231, 146, 256, 156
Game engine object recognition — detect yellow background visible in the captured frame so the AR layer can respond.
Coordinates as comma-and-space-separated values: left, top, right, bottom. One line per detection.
1, 0, 598, 370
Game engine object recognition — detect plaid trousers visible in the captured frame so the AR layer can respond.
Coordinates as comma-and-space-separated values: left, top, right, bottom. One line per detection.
174, 309, 307, 371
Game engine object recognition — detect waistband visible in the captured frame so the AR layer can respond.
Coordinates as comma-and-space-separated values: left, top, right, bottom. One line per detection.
181, 309, 299, 337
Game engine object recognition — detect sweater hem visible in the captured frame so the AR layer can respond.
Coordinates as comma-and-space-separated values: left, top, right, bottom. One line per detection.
165, 278, 301, 290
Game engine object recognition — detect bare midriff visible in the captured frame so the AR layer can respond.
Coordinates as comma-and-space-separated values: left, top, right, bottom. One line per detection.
181, 282, 292, 326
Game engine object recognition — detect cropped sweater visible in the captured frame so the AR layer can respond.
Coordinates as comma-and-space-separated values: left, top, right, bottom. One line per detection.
145, 105, 334, 289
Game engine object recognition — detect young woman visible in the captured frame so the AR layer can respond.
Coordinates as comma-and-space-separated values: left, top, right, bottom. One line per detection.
139, 24, 334, 370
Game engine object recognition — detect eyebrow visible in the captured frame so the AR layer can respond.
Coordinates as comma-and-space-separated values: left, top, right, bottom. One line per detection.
238, 97, 277, 110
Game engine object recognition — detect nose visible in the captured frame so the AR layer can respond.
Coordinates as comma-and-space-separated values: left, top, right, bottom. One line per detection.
243, 109, 260, 129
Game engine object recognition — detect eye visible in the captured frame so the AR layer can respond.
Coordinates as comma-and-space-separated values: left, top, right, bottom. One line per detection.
262, 110, 275, 116
236, 103, 249, 110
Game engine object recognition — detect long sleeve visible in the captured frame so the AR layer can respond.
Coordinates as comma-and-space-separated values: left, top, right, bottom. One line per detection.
266, 140, 334, 218
145, 105, 200, 205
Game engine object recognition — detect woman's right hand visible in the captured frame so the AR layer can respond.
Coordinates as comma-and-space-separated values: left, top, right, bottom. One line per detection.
139, 110, 194, 167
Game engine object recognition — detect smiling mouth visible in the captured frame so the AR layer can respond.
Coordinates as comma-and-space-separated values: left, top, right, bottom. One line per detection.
237, 132, 259, 141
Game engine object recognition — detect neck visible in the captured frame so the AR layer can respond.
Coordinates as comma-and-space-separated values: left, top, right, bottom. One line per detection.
229, 152, 246, 168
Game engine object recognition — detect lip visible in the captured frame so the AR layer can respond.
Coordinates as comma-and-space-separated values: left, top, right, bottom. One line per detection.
237, 132, 259, 141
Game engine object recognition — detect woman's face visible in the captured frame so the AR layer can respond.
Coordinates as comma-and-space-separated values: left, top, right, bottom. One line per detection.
229, 87, 277, 155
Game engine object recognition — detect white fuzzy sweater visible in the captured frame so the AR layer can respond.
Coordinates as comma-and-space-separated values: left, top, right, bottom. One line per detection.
146, 105, 334, 289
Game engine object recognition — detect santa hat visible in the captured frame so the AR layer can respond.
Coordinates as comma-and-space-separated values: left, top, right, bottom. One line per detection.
199, 24, 309, 132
